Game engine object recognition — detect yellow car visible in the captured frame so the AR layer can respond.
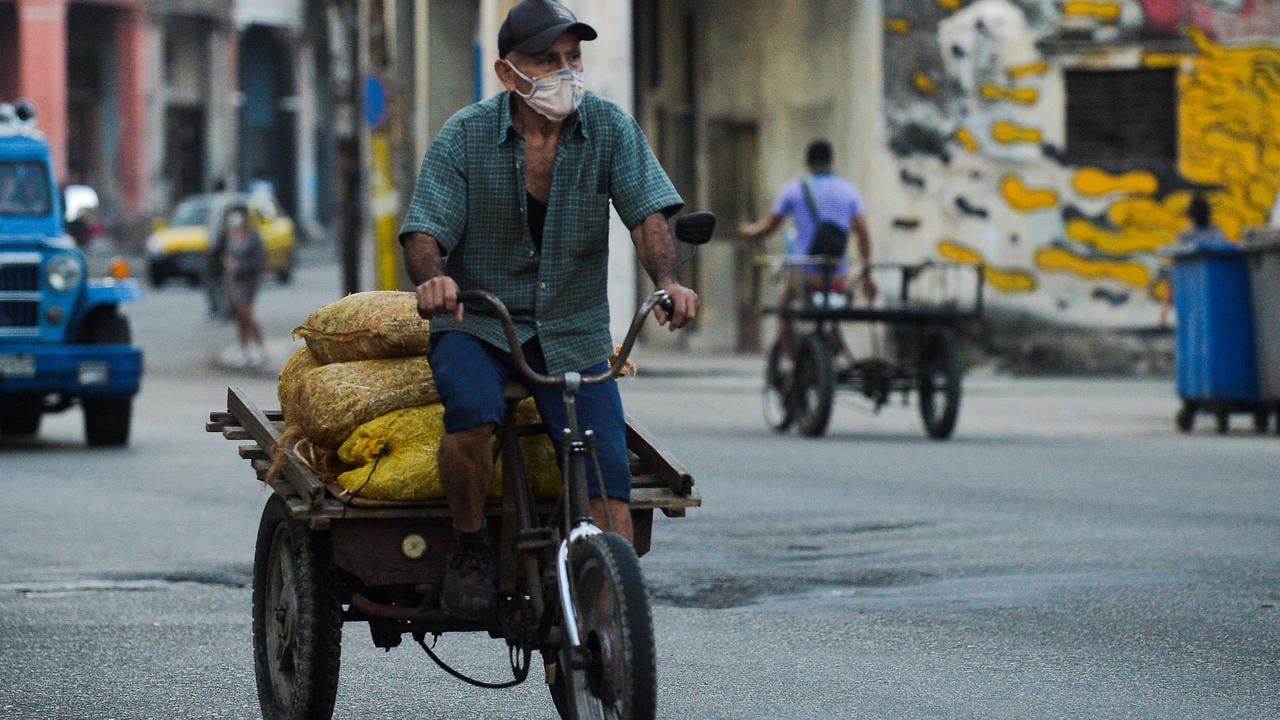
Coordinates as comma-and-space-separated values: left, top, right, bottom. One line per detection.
145, 191, 296, 287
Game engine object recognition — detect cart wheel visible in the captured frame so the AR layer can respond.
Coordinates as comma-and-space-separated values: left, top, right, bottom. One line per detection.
918, 332, 962, 440
763, 339, 794, 432
1175, 402, 1195, 432
792, 333, 834, 438
1215, 411, 1229, 434
549, 533, 656, 720
253, 495, 342, 720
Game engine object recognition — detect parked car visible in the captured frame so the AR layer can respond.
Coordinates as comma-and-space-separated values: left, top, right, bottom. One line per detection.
144, 191, 295, 287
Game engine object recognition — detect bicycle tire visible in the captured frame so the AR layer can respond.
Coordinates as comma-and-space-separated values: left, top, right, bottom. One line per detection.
793, 333, 834, 437
549, 533, 656, 720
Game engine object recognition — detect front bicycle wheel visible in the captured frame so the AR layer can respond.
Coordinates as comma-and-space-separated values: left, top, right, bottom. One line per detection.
549, 533, 656, 720
793, 332, 835, 437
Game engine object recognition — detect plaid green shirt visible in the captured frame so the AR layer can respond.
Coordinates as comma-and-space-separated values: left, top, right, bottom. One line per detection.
400, 91, 683, 374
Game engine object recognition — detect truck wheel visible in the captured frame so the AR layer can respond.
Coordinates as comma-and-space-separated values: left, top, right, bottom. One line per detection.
84, 397, 132, 447
79, 307, 134, 447
0, 398, 42, 436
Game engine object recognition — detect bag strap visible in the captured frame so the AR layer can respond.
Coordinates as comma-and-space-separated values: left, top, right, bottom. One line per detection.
800, 179, 822, 224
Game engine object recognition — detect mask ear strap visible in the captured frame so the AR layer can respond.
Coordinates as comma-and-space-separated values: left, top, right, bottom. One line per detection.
503, 59, 535, 97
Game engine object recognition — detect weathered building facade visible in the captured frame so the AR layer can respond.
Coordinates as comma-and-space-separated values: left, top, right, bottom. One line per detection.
881, 0, 1280, 334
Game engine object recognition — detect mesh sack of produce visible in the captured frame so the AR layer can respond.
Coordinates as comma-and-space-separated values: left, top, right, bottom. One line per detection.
293, 355, 439, 448
277, 344, 320, 416
335, 405, 469, 500
293, 290, 430, 364
336, 400, 561, 501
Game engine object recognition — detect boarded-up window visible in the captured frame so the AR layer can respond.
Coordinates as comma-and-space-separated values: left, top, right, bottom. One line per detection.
1065, 68, 1177, 168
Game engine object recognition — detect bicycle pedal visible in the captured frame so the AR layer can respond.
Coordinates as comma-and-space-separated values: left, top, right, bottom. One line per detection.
515, 528, 556, 552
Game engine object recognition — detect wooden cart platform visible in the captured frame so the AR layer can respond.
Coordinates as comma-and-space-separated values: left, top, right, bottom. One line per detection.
207, 386, 700, 553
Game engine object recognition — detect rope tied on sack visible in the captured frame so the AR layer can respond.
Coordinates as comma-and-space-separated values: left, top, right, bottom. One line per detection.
264, 425, 344, 487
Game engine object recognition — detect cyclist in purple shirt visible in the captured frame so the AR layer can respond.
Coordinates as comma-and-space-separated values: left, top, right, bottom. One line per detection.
739, 139, 875, 358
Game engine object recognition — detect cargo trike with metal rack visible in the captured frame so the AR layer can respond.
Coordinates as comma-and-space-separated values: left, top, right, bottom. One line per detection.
756, 255, 984, 439
207, 211, 715, 720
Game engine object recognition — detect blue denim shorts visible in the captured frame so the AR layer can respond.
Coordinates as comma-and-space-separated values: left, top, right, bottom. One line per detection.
427, 331, 632, 501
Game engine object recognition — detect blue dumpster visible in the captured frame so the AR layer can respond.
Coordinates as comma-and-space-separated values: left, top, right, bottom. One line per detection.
1168, 239, 1265, 433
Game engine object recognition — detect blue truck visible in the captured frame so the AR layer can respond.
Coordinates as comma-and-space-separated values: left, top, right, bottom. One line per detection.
0, 101, 143, 446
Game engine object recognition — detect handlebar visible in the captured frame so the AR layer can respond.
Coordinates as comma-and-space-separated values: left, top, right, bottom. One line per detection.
456, 288, 672, 388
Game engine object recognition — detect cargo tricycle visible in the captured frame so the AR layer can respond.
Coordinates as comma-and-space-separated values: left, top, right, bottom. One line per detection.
207, 211, 714, 720
757, 255, 984, 439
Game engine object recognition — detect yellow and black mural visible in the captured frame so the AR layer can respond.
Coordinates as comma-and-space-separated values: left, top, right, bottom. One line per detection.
884, 0, 1280, 326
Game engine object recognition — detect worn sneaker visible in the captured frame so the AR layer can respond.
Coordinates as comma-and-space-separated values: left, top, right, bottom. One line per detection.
441, 530, 497, 623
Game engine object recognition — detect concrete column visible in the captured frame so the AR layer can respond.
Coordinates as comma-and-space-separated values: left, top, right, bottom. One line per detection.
115, 7, 147, 214
16, 0, 68, 177
850, 0, 888, 258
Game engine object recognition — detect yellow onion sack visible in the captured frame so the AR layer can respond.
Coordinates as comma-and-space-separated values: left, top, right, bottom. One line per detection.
336, 405, 463, 500
334, 400, 562, 502
291, 355, 439, 448
293, 291, 430, 365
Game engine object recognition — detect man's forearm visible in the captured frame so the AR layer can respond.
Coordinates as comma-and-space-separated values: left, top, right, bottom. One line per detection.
631, 213, 678, 286
402, 232, 447, 284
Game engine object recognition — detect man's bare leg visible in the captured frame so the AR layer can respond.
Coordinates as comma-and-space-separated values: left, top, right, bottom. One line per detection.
438, 424, 499, 622
438, 424, 495, 532
589, 496, 634, 545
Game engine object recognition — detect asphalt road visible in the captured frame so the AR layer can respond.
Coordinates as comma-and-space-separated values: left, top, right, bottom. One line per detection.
1, 254, 1276, 719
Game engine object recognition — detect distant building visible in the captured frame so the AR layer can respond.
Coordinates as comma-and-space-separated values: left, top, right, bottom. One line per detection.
0, 0, 330, 248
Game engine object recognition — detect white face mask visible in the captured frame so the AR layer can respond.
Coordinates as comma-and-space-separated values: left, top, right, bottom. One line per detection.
505, 60, 584, 122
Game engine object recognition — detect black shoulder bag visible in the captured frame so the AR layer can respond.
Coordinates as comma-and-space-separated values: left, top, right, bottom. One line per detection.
801, 180, 850, 259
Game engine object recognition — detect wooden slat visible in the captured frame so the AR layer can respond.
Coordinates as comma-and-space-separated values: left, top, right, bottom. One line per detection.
225, 386, 327, 509
624, 414, 694, 496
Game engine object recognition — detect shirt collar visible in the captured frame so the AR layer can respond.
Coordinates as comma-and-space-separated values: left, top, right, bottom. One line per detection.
497, 91, 589, 145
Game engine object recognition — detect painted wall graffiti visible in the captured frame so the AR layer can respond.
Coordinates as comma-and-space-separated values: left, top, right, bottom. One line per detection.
883, 0, 1280, 326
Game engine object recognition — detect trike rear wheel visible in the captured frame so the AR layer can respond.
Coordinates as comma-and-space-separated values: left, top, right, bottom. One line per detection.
253, 495, 342, 720
918, 332, 962, 440
550, 532, 656, 720
763, 339, 793, 432
793, 332, 834, 438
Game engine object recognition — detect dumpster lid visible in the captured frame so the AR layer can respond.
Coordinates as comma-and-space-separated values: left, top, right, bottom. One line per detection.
1160, 238, 1244, 258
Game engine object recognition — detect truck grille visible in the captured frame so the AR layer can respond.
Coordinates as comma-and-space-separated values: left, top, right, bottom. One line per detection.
0, 254, 41, 331
0, 300, 38, 327
0, 262, 38, 291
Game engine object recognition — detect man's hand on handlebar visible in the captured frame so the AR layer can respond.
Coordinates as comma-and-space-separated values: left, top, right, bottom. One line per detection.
414, 275, 465, 323
655, 280, 698, 330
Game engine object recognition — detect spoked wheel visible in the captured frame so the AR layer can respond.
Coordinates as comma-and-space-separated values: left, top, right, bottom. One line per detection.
549, 533, 656, 720
252, 495, 342, 720
792, 333, 834, 438
762, 339, 794, 432
918, 332, 962, 440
